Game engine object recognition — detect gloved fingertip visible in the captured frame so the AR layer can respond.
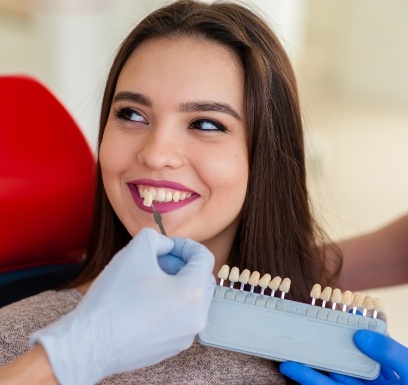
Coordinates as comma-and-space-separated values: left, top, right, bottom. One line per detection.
158, 254, 186, 275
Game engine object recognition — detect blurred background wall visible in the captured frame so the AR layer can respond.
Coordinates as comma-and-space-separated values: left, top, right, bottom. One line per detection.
1, 0, 407, 343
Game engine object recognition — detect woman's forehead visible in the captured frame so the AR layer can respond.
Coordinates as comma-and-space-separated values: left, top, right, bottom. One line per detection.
114, 36, 244, 109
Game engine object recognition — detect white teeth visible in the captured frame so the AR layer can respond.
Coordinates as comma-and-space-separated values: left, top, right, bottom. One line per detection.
172, 191, 181, 202
165, 191, 172, 202
156, 189, 166, 202
148, 188, 157, 200
138, 186, 192, 204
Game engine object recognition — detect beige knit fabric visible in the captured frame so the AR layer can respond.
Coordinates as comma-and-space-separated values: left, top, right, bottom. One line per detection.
0, 290, 288, 384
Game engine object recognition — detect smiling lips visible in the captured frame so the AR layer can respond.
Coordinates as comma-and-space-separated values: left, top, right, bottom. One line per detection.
128, 180, 199, 213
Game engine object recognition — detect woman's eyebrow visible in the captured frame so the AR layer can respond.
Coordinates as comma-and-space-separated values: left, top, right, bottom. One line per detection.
179, 101, 242, 121
112, 91, 152, 106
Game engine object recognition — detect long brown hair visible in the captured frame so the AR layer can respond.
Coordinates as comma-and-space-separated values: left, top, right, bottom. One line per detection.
72, 0, 342, 302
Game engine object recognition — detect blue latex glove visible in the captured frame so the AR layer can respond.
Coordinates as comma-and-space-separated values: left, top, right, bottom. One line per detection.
280, 330, 406, 385
30, 228, 215, 385
158, 253, 186, 274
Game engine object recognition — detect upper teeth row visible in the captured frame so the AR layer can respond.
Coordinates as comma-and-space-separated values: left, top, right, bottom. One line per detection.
139, 186, 192, 204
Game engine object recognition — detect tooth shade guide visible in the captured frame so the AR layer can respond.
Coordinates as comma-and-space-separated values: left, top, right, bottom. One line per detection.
279, 278, 291, 299
228, 267, 240, 289
258, 274, 271, 295
217, 265, 230, 286
238, 269, 250, 290
310, 284, 321, 305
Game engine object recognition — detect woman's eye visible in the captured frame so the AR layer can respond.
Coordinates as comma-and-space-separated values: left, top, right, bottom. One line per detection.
115, 108, 146, 123
189, 119, 227, 132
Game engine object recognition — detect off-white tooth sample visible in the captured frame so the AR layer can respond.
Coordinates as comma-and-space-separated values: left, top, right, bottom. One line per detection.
373, 297, 385, 312
228, 267, 240, 282
258, 274, 272, 289
173, 191, 181, 202
331, 288, 342, 309
268, 276, 282, 291
165, 191, 172, 202
238, 269, 250, 284
362, 295, 373, 316
320, 287, 332, 302
362, 295, 373, 309
143, 192, 153, 207
156, 189, 166, 202
310, 284, 321, 299
352, 292, 363, 308
148, 188, 157, 200
279, 278, 291, 293
341, 290, 352, 311
342, 290, 353, 305
217, 265, 230, 280
248, 271, 260, 286
373, 297, 385, 319
331, 288, 342, 303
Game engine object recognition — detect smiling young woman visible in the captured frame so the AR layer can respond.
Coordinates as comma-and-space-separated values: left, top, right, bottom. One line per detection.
0, 1, 341, 384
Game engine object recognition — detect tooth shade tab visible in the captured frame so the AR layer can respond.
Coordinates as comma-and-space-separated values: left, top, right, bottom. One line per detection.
137, 185, 193, 204
248, 271, 260, 287
258, 274, 272, 289
331, 288, 342, 309
228, 267, 240, 283
238, 269, 250, 284
259, 274, 271, 295
268, 276, 282, 291
279, 278, 291, 299
362, 295, 373, 316
320, 287, 332, 301
310, 284, 321, 299
352, 292, 363, 307
320, 287, 332, 302
217, 265, 230, 284
341, 290, 352, 312
363, 295, 373, 309
373, 297, 385, 318
143, 192, 153, 207
310, 284, 321, 305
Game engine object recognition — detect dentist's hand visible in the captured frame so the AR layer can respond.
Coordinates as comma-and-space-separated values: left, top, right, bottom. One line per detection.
30, 228, 215, 385
279, 330, 406, 385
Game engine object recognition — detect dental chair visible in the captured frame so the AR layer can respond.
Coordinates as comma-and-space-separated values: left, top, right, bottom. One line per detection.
0, 75, 95, 307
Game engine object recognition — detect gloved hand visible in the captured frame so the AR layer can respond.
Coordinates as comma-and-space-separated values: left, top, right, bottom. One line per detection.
30, 228, 215, 385
279, 330, 406, 385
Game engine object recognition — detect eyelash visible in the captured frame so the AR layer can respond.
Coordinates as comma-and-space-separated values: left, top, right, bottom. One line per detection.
114, 107, 146, 123
188, 119, 227, 133
113, 107, 228, 133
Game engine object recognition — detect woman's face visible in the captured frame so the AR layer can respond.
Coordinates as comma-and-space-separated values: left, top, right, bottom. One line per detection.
100, 36, 248, 273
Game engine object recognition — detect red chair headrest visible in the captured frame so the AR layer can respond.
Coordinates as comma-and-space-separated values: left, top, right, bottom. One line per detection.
0, 75, 95, 273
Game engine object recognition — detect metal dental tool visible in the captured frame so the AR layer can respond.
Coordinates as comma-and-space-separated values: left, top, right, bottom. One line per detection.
152, 203, 167, 236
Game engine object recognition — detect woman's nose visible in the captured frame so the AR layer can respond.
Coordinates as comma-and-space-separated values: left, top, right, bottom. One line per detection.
137, 128, 184, 170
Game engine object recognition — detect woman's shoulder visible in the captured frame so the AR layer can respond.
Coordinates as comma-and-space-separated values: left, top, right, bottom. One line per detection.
100, 339, 287, 385
0, 289, 82, 365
